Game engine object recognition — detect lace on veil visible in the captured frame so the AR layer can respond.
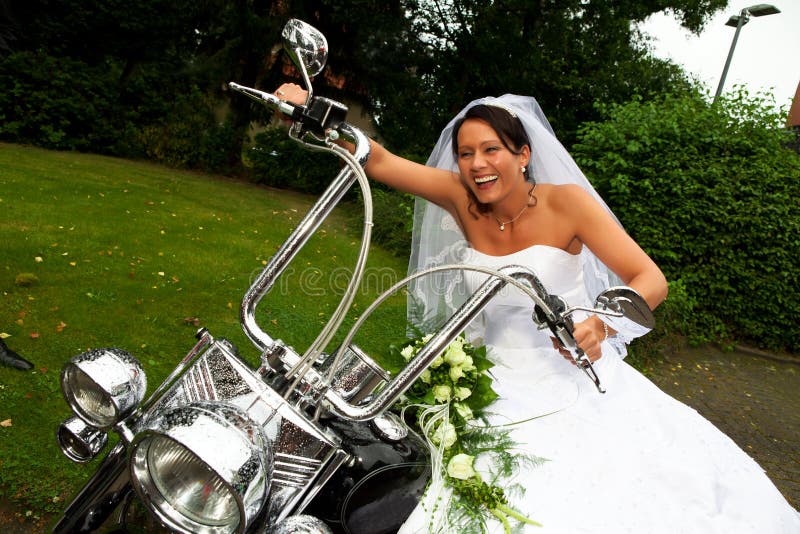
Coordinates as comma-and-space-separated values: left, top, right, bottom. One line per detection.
406, 94, 630, 355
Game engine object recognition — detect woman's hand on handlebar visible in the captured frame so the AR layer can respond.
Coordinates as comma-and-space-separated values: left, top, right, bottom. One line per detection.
274, 83, 308, 107
551, 315, 606, 364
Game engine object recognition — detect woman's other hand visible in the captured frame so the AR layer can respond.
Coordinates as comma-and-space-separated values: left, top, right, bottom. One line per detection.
551, 315, 607, 364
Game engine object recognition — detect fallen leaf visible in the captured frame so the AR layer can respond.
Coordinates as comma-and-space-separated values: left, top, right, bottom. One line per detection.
29, 332, 39, 339
56, 321, 67, 333
0, 332, 9, 339
0, 419, 11, 427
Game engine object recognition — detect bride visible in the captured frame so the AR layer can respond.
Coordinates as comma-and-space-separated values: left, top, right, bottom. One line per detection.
274, 85, 800, 532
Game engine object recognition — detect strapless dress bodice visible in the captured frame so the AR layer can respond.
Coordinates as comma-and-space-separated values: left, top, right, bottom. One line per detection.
462, 245, 591, 349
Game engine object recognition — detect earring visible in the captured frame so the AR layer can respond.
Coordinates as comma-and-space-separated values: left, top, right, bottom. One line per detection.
521, 166, 527, 173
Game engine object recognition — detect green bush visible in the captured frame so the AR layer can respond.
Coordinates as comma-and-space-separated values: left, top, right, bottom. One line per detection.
250, 127, 414, 257
0, 51, 118, 150
132, 86, 241, 173
360, 151, 423, 258
573, 89, 800, 352
249, 127, 341, 194
363, 187, 414, 258
0, 51, 241, 175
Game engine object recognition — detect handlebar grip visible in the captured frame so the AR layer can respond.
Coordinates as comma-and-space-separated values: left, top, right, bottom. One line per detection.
228, 82, 301, 119
228, 82, 348, 139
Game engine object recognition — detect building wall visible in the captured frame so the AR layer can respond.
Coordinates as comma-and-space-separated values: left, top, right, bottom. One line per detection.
788, 80, 800, 128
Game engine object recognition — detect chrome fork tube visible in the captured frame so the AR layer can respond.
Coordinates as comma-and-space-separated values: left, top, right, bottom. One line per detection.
52, 443, 131, 534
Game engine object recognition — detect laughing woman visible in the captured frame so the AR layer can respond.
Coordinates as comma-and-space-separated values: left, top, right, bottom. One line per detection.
275, 84, 800, 533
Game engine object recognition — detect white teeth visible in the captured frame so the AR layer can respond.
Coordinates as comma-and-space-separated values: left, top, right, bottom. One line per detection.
474, 175, 498, 184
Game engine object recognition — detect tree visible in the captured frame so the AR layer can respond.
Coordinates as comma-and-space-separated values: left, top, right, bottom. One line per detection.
368, 0, 729, 154
1, 0, 730, 171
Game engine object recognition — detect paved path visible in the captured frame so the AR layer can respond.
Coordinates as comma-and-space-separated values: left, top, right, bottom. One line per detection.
647, 346, 800, 510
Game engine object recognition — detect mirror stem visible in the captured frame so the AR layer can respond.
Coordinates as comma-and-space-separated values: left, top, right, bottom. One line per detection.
293, 46, 315, 104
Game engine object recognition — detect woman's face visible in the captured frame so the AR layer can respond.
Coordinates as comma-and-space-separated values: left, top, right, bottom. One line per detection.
455, 118, 530, 205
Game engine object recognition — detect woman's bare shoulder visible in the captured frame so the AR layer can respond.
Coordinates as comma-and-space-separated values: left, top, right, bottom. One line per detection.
539, 183, 594, 210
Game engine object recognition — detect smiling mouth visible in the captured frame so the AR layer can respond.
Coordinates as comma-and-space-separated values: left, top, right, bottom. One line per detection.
474, 175, 498, 184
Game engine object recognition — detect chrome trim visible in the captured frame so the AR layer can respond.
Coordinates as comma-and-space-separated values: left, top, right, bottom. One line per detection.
57, 416, 108, 463
52, 442, 132, 534
316, 344, 389, 405
61, 348, 147, 429
138, 340, 350, 525
240, 126, 371, 354
129, 401, 272, 534
322, 264, 600, 420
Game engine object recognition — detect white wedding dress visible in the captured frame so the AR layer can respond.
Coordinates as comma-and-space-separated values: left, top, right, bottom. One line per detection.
400, 244, 800, 533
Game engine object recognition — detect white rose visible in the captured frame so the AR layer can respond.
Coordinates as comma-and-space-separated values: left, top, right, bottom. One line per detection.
430, 355, 444, 369
454, 386, 472, 401
433, 385, 451, 403
454, 402, 473, 421
447, 453, 476, 480
444, 344, 467, 366
420, 369, 431, 384
449, 364, 465, 382
400, 345, 415, 361
421, 333, 434, 344
433, 421, 457, 448
461, 355, 476, 371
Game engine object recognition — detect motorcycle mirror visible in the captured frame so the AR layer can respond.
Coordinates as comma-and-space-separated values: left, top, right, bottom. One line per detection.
595, 286, 655, 337
282, 19, 328, 78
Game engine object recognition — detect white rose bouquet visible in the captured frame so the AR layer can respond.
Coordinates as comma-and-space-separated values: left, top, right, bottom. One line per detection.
390, 332, 541, 533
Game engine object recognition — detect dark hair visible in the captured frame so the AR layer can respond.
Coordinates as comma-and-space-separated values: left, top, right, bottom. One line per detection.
450, 104, 533, 216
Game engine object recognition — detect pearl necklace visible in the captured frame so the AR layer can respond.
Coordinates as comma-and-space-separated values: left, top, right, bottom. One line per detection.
493, 184, 537, 231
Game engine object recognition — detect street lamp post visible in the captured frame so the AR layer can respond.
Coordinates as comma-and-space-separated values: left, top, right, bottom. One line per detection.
713, 3, 781, 102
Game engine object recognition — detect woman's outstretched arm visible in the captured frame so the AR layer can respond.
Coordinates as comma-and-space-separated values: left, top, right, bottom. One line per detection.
274, 82, 461, 211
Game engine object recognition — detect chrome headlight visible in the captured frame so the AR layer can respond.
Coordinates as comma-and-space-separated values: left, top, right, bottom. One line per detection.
56, 416, 108, 463
61, 348, 147, 429
129, 401, 272, 534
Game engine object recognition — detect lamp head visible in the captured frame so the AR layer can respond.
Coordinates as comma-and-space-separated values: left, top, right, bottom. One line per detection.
747, 4, 780, 17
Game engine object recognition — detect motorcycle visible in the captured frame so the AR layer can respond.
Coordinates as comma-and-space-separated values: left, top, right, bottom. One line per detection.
51, 19, 655, 534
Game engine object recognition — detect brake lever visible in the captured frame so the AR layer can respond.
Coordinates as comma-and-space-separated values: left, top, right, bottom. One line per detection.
534, 296, 606, 394
555, 326, 606, 395
573, 349, 605, 394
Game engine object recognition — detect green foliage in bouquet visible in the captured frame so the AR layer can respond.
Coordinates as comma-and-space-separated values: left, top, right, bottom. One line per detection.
390, 332, 542, 533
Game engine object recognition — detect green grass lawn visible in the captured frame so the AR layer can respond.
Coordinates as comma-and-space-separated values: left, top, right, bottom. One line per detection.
0, 142, 410, 519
